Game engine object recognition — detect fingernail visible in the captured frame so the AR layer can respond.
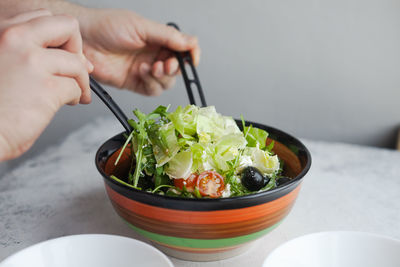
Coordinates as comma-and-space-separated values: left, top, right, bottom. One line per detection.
169, 60, 179, 75
140, 63, 150, 75
194, 49, 201, 66
155, 65, 163, 78
184, 35, 196, 44
80, 94, 92, 105
86, 59, 94, 73
81, 53, 94, 72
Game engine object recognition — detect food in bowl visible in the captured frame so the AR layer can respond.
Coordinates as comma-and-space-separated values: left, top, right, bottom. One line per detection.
95, 107, 311, 261
106, 104, 291, 198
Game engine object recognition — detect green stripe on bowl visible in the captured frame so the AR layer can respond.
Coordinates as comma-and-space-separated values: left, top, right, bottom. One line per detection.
125, 220, 282, 249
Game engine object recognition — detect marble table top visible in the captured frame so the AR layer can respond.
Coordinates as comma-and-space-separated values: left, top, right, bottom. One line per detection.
1, 117, 399, 267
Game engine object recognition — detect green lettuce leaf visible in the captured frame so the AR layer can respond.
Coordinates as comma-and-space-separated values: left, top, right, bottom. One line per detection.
196, 106, 241, 142
165, 150, 193, 179
148, 122, 179, 166
212, 133, 247, 171
168, 105, 198, 138
244, 126, 268, 150
244, 147, 280, 174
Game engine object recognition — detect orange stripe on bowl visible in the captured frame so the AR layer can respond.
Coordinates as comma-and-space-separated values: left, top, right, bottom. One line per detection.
111, 200, 294, 239
105, 184, 301, 225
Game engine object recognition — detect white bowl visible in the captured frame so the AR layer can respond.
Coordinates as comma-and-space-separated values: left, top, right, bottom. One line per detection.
263, 231, 400, 267
0, 234, 173, 267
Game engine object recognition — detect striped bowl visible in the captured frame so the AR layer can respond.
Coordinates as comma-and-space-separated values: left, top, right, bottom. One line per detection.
95, 121, 311, 261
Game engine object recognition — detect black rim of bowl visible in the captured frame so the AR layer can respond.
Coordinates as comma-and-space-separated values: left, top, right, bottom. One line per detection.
95, 120, 312, 211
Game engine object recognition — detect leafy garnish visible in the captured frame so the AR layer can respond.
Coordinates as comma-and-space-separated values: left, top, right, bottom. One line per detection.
110, 105, 282, 198
265, 140, 275, 152
154, 166, 170, 188
114, 131, 133, 166
128, 106, 170, 187
244, 126, 269, 149
151, 184, 175, 194
110, 175, 141, 190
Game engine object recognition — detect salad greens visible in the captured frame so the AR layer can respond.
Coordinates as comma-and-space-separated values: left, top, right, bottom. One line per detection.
111, 105, 283, 198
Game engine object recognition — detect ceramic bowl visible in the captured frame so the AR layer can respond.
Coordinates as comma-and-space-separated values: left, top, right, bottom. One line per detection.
0, 234, 173, 267
95, 120, 311, 261
263, 231, 400, 267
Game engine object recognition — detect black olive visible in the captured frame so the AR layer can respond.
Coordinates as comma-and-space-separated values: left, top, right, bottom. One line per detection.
276, 177, 291, 187
241, 167, 268, 191
137, 175, 154, 190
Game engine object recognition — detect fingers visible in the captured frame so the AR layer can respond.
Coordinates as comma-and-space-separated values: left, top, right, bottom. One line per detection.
22, 15, 83, 55
152, 60, 177, 84
151, 61, 176, 88
164, 57, 179, 76
0, 12, 91, 104
6, 9, 52, 24
154, 49, 179, 75
43, 49, 91, 104
190, 44, 201, 66
141, 20, 200, 65
139, 62, 177, 96
0, 9, 52, 35
152, 61, 164, 78
21, 14, 92, 104
52, 76, 83, 106
143, 21, 196, 51
139, 62, 162, 96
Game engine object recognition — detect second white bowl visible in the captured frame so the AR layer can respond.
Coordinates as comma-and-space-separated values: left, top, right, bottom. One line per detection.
0, 234, 173, 267
263, 231, 400, 267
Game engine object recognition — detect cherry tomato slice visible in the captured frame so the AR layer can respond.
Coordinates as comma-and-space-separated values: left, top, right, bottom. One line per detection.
196, 171, 225, 198
174, 173, 198, 192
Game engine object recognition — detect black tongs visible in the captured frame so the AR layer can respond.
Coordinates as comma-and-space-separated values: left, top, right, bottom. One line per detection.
167, 22, 207, 107
89, 22, 206, 134
89, 77, 133, 133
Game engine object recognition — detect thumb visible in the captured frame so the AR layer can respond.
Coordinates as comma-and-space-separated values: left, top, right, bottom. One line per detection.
142, 20, 198, 52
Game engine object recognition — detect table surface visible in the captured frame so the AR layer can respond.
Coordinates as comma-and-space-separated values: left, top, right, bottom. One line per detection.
1, 117, 399, 267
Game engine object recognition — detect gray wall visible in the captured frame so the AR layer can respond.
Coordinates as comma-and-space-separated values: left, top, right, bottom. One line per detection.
2, 0, 400, 170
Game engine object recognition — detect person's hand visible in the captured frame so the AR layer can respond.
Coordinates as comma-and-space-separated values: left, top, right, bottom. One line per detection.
0, 9, 93, 161
77, 8, 200, 96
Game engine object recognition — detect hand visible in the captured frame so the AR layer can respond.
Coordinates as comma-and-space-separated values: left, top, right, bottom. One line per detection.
0, 10, 93, 161
77, 8, 200, 96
